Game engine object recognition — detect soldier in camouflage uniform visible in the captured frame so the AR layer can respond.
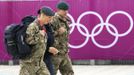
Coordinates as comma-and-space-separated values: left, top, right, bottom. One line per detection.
19, 6, 55, 75
51, 2, 74, 75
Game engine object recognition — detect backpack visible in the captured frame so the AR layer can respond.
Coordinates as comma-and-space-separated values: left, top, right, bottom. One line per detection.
4, 15, 36, 59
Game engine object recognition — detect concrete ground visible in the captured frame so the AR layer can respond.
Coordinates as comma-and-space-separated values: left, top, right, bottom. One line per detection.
0, 65, 134, 75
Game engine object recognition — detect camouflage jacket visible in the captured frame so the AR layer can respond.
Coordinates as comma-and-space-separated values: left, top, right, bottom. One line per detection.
21, 19, 47, 62
51, 13, 70, 54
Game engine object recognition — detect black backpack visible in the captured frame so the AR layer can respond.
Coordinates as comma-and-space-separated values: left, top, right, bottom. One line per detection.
4, 15, 36, 59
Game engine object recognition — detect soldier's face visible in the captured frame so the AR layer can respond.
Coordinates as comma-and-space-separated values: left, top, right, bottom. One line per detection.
58, 10, 68, 17
44, 15, 52, 24
39, 14, 52, 24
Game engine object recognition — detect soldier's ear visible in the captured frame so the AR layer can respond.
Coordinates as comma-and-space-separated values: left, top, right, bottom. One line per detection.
37, 14, 41, 18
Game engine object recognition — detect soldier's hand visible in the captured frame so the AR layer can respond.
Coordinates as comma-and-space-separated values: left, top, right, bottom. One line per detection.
58, 27, 66, 35
49, 47, 59, 55
40, 30, 45, 36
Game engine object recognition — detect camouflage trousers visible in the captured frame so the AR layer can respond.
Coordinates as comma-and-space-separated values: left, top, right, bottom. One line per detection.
19, 59, 50, 75
52, 53, 74, 75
